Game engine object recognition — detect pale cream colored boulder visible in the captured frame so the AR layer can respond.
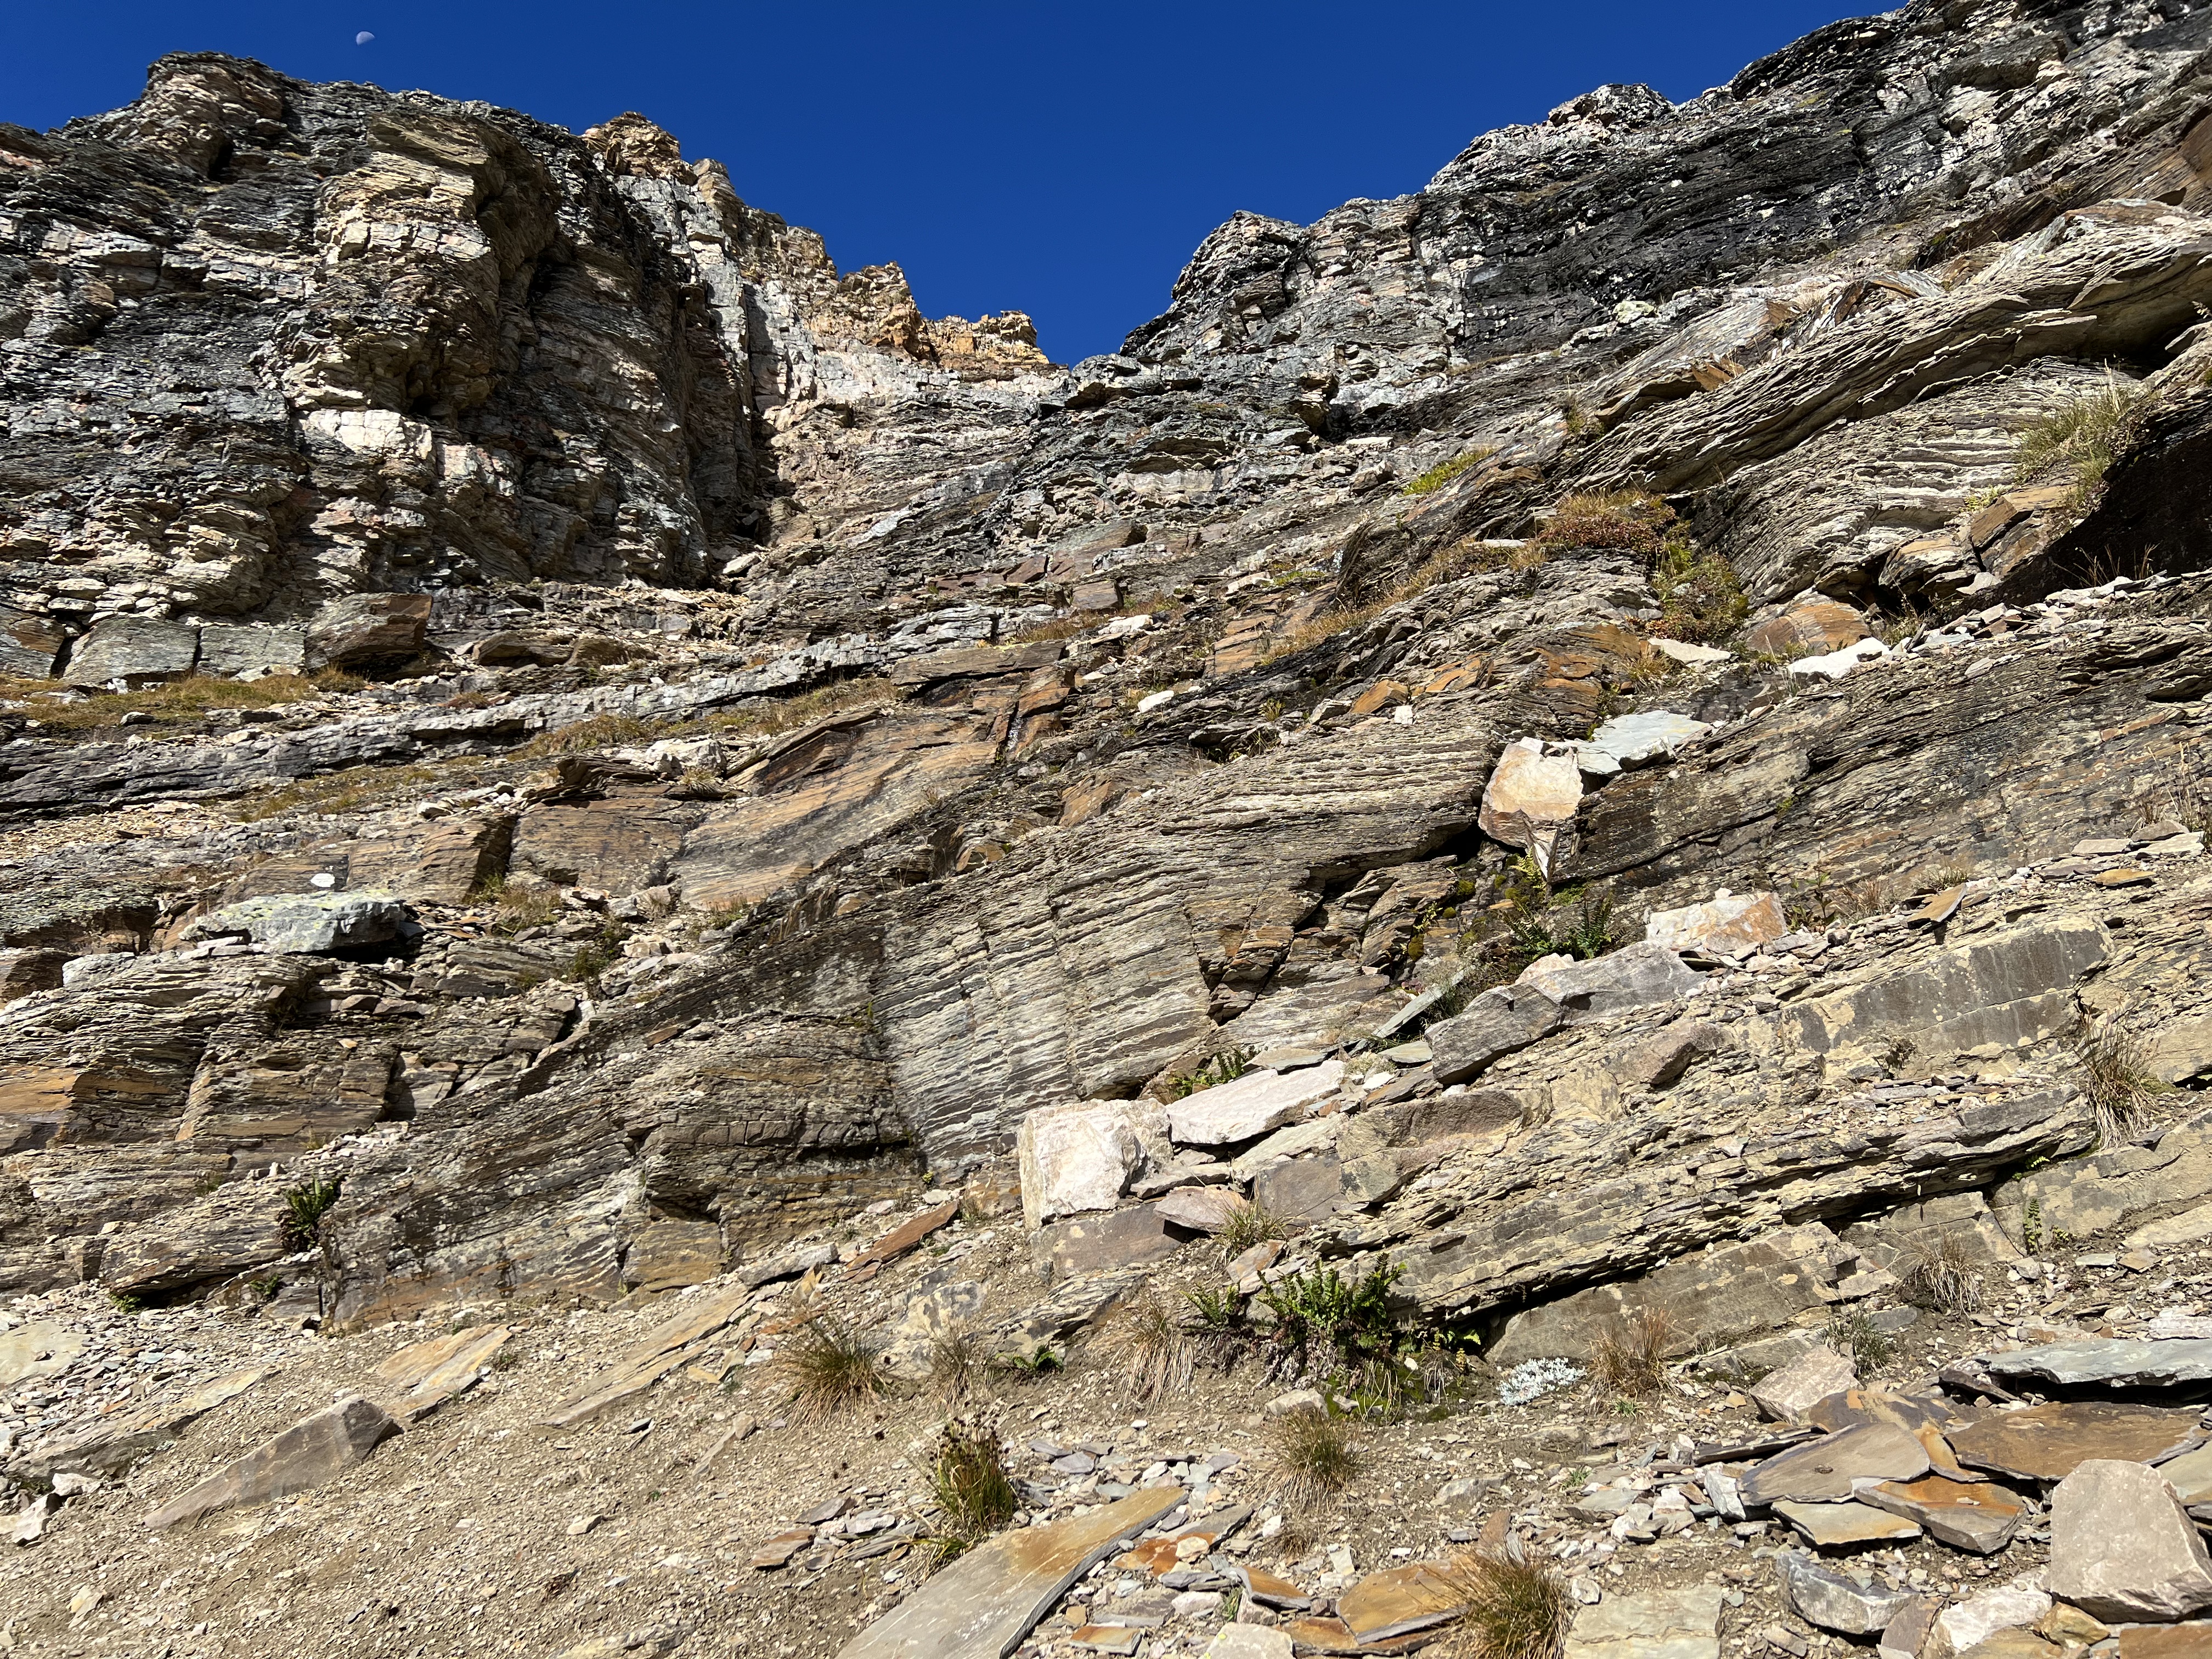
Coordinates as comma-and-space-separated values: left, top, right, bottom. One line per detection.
2046, 1457, 2212, 1623
1750, 1342, 1855, 1421
1165, 1062, 1343, 1148
1645, 890, 1789, 957
1478, 739, 1582, 874
1018, 1100, 1156, 1231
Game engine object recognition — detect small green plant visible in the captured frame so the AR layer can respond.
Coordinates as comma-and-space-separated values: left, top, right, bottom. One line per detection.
1183, 1282, 1254, 1372
2078, 1020, 2166, 1147
1105, 1286, 1194, 1404
2022, 1198, 2044, 1256
775, 1314, 891, 1424
989, 1344, 1063, 1378
1259, 1261, 1408, 1389
1826, 1306, 1893, 1374
563, 923, 630, 986
1590, 1306, 1676, 1398
923, 1415, 1017, 1539
283, 1178, 340, 1249
1218, 1199, 1290, 1258
1269, 1406, 1360, 1508
1899, 1230, 1983, 1315
1440, 1549, 1573, 1659
1402, 448, 1498, 497
1163, 1046, 1252, 1099
108, 1289, 146, 1314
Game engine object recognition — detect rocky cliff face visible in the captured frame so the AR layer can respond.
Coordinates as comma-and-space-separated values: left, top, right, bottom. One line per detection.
9, 5, 2212, 1654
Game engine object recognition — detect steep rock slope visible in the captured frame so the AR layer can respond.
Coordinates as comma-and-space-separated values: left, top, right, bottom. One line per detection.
5, 6, 2212, 1654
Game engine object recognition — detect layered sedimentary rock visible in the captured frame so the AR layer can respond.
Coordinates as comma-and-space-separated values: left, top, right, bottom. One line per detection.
3, 0, 2212, 1352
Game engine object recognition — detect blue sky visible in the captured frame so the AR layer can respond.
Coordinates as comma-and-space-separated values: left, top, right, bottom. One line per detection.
3, 2, 1876, 364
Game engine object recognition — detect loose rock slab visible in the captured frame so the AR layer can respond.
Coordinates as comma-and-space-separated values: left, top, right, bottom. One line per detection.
1751, 1343, 1856, 1421
1166, 1062, 1342, 1146
1478, 740, 1583, 872
1777, 1550, 1917, 1634
1646, 890, 1788, 958
1335, 1562, 1464, 1642
1773, 1499, 1921, 1547
834, 1487, 1183, 1658
1979, 1336, 2212, 1390
143, 1395, 399, 1530
1861, 1474, 2028, 1553
0, 1321, 87, 1388
2046, 1458, 2212, 1623
1563, 1583, 1724, 1659
545, 1280, 752, 1429
5, 1365, 269, 1486
1740, 1423, 1929, 1506
375, 1325, 509, 1421
1949, 1402, 2201, 1484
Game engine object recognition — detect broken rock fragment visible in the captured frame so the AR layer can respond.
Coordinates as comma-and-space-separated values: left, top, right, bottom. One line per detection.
2046, 1458, 2212, 1623
1777, 1550, 1917, 1634
142, 1395, 400, 1530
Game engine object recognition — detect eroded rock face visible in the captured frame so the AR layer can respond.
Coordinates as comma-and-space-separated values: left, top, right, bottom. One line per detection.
2, 3, 2211, 1373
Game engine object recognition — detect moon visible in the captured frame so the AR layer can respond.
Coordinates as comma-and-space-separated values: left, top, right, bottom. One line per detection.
355, 30, 374, 45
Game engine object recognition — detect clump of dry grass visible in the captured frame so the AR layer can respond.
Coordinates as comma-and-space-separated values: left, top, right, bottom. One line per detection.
229, 754, 488, 821
2078, 1020, 2166, 1147
1531, 491, 1673, 558
1590, 1306, 1677, 1398
927, 1327, 989, 1408
517, 710, 662, 758
1899, 1229, 1983, 1314
1269, 1406, 1359, 1508
1218, 1199, 1290, 1259
1437, 1550, 1573, 1659
2013, 377, 2137, 513
2, 669, 357, 734
700, 675, 903, 741
775, 1314, 891, 1425
1104, 1286, 1194, 1404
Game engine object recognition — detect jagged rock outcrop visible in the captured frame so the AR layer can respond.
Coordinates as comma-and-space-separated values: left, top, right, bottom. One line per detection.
2, 0, 2212, 1381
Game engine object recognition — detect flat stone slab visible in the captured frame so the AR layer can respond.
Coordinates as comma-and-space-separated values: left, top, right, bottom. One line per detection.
2154, 1442, 2212, 1505
1478, 739, 1582, 865
1166, 1062, 1342, 1146
1579, 710, 1713, 769
375, 1325, 509, 1421
1032, 1205, 1182, 1277
1336, 1562, 1464, 1643
191, 891, 415, 953
1019, 1103, 1147, 1228
545, 1280, 752, 1429
5, 1365, 269, 1486
847, 1197, 959, 1272
0, 1321, 86, 1388
1979, 1336, 2212, 1390
1773, 1498, 1922, 1547
1949, 1401, 2202, 1484
2117, 1624, 2212, 1657
1861, 1474, 2028, 1553
1752, 1343, 1856, 1421
1564, 1583, 1724, 1659
1740, 1423, 1929, 1506
143, 1395, 400, 1530
835, 1486, 1183, 1658
1152, 1186, 1246, 1232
